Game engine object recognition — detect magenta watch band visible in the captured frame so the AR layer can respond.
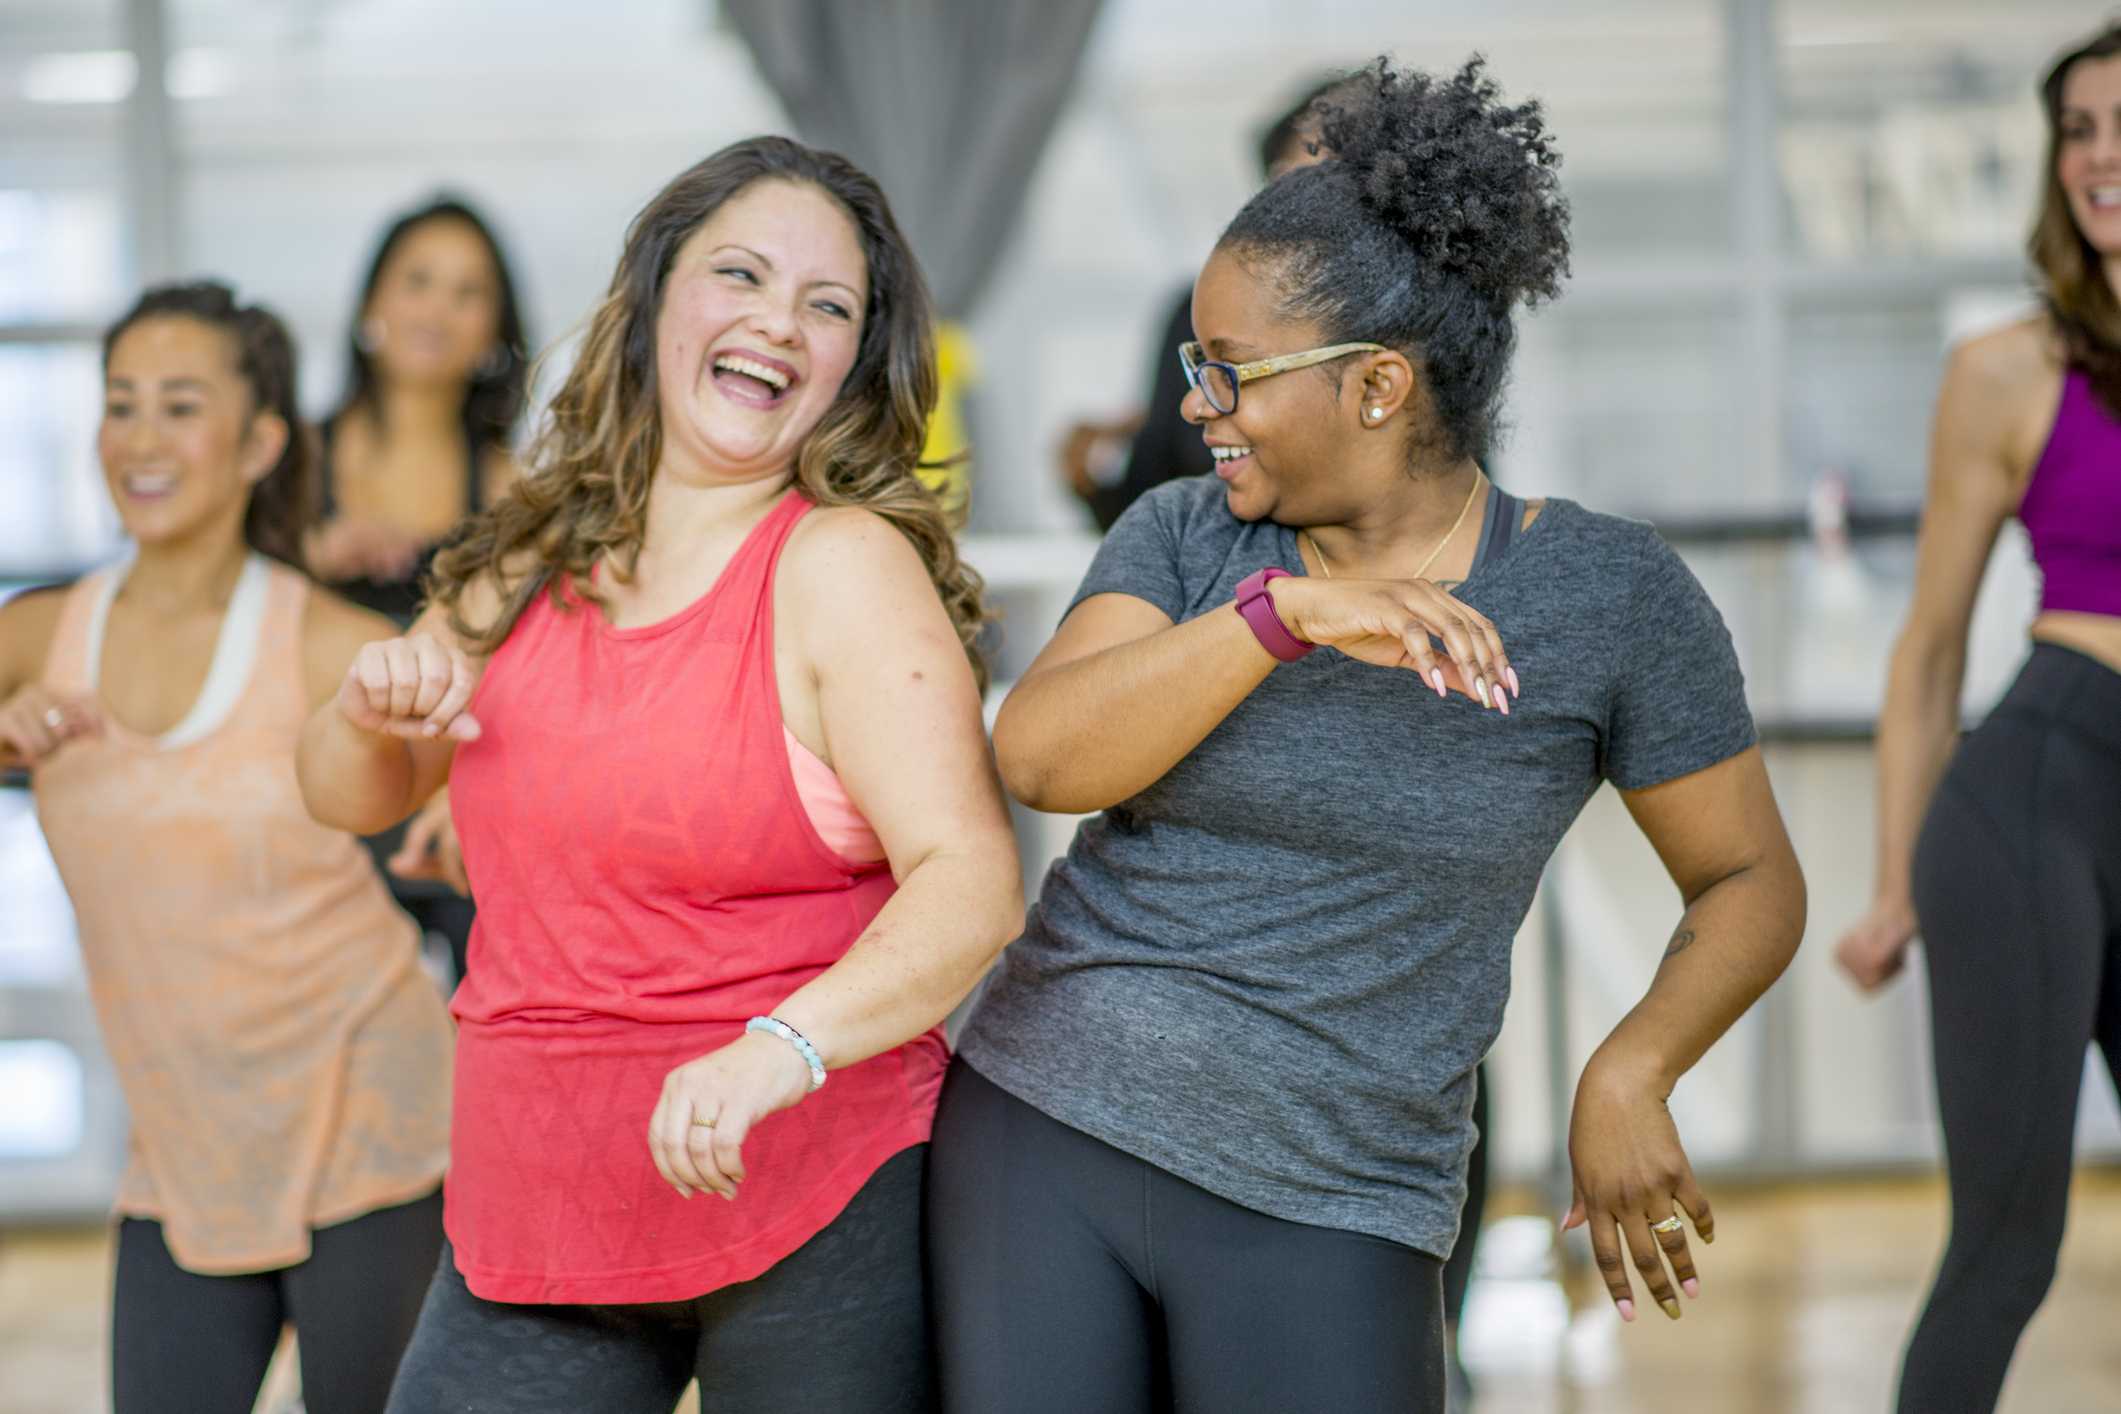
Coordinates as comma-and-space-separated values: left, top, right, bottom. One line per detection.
1234, 567, 1314, 662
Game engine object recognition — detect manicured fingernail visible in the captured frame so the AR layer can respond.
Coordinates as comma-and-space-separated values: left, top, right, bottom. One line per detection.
1616, 1299, 1635, 1322
1701, 1231, 1714, 1245
1507, 667, 1520, 697
1496, 687, 1509, 716
1659, 1297, 1682, 1321
1430, 668, 1445, 697
1682, 1278, 1700, 1299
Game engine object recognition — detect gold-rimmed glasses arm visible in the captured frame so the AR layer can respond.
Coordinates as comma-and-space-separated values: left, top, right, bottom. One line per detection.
1232, 341, 1389, 383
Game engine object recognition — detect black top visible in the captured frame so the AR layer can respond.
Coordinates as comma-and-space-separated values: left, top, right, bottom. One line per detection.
317, 415, 485, 627
1084, 288, 1217, 532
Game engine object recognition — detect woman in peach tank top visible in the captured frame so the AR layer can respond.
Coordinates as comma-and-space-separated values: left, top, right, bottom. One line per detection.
0, 284, 453, 1414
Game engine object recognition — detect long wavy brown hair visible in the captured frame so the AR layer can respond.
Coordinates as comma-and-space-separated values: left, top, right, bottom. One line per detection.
429, 137, 991, 687
2034, 22, 2121, 417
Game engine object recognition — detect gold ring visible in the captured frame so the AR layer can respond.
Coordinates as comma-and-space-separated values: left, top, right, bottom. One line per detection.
1651, 1215, 1684, 1235
691, 1117, 716, 1128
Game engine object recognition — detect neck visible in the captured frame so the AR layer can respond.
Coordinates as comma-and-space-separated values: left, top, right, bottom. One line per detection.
368, 378, 467, 441
1304, 459, 1484, 578
123, 523, 252, 615
636, 464, 791, 566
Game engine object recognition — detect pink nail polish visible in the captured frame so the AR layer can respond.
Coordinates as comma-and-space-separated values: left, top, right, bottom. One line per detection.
1507, 667, 1520, 697
1616, 1298, 1636, 1322
1682, 1278, 1700, 1299
1430, 668, 1445, 697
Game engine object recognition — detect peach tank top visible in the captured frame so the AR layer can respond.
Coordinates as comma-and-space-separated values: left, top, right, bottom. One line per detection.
32, 557, 454, 1274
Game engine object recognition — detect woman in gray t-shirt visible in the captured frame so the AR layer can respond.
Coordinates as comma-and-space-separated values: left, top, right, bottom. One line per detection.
931, 60, 1806, 1414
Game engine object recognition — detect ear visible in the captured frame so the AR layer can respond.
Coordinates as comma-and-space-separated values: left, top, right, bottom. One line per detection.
1351, 350, 1418, 429
240, 411, 290, 487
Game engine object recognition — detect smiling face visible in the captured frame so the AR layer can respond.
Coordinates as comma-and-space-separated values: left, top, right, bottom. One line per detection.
99, 316, 285, 551
2058, 53, 2121, 256
1186, 246, 1415, 526
651, 179, 868, 485
362, 215, 504, 389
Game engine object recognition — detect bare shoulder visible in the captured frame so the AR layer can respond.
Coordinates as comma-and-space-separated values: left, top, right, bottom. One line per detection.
781, 504, 934, 596
1948, 314, 2060, 400
0, 584, 73, 696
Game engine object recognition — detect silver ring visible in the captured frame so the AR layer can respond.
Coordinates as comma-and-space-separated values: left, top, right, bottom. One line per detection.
42, 708, 64, 729
1651, 1215, 1685, 1235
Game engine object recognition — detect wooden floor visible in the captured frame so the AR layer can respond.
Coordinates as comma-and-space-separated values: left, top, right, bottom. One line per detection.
2, 1170, 2115, 1414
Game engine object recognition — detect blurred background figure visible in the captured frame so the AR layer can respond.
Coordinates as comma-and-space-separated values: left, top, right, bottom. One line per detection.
1835, 21, 2121, 1414
0, 282, 452, 1414
1057, 75, 1355, 529
307, 197, 526, 625
307, 197, 529, 986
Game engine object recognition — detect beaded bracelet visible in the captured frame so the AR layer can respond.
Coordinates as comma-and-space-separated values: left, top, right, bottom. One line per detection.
747, 1016, 827, 1092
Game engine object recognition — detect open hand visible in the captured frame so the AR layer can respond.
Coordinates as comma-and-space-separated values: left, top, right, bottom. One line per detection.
1268, 576, 1518, 711
338, 634, 482, 742
388, 787, 468, 895
647, 1031, 818, 1201
1563, 1055, 1713, 1323
1835, 896, 1918, 991
0, 683, 103, 767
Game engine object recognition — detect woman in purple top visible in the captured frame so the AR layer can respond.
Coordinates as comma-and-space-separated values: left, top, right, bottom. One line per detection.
1836, 22, 2121, 1414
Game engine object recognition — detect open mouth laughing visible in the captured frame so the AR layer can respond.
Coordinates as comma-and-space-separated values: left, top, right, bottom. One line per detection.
711, 349, 799, 408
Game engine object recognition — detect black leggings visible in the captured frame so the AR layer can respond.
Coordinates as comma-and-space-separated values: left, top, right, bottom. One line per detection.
1902, 644, 2121, 1413
112, 1187, 444, 1414
927, 1060, 1445, 1414
384, 1145, 933, 1414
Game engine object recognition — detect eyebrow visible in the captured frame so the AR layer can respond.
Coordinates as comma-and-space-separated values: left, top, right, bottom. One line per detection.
1206, 338, 1265, 359
106, 376, 212, 392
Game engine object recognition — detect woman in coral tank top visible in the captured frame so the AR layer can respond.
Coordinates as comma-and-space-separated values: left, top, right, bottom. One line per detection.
1835, 23, 2121, 1414
297, 138, 1022, 1414
0, 283, 454, 1414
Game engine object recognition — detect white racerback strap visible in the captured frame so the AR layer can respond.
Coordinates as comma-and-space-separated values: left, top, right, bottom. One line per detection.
85, 552, 273, 750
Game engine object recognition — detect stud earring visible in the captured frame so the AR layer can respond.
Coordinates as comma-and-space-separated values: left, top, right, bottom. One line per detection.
1368, 406, 1384, 421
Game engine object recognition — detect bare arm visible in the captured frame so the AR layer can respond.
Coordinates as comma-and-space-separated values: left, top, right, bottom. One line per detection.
1565, 748, 1805, 1321
0, 588, 92, 769
647, 510, 1023, 1200
994, 575, 1514, 815
1835, 322, 2052, 989
295, 587, 494, 835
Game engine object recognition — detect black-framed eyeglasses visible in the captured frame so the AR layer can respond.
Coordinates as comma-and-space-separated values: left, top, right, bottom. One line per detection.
1178, 339, 1388, 416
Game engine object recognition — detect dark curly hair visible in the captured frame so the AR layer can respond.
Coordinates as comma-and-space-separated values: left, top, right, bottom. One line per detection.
1220, 57, 1569, 468
102, 281, 315, 573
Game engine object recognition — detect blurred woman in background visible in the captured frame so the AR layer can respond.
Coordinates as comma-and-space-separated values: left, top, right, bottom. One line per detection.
308, 197, 530, 982
297, 138, 1021, 1413
0, 283, 452, 1414
1836, 23, 2121, 1414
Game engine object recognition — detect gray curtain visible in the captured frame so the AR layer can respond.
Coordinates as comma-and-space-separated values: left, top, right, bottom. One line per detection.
723, 0, 1105, 319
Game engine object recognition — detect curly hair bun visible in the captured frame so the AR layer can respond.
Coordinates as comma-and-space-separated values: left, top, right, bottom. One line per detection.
1322, 58, 1569, 311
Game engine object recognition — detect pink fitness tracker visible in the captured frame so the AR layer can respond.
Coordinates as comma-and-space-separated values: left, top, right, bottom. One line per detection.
1234, 567, 1315, 663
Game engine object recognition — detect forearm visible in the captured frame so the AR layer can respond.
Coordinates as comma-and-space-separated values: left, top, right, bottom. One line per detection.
995, 603, 1275, 812
1872, 630, 1965, 902
296, 703, 421, 834
769, 843, 1024, 1068
1588, 854, 1805, 1093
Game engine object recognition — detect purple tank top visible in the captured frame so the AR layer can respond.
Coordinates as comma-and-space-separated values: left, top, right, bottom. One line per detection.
2020, 368, 2121, 617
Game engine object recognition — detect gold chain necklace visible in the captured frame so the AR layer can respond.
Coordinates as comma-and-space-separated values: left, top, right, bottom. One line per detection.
1304, 473, 1484, 582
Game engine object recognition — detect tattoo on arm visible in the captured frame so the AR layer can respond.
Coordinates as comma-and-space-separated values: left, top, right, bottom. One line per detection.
1663, 928, 1697, 959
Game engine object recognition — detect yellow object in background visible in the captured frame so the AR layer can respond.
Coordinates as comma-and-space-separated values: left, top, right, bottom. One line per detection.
919, 321, 979, 516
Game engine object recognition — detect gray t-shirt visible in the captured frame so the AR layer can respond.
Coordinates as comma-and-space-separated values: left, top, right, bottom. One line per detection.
958, 475, 1756, 1258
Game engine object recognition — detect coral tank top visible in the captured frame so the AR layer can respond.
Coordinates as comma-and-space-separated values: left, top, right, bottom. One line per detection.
33, 557, 453, 1273
2020, 368, 2121, 618
444, 490, 945, 1303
